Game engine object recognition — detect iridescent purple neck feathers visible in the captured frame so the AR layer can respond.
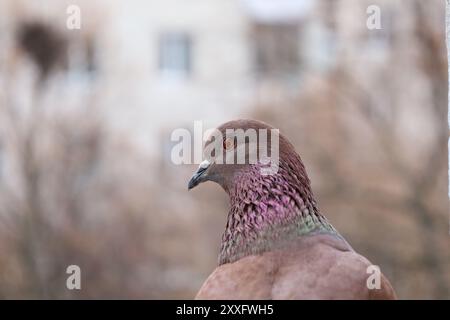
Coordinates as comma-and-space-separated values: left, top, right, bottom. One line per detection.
218, 159, 338, 265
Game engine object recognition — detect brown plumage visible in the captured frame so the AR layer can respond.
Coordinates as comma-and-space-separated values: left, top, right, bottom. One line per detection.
188, 119, 396, 300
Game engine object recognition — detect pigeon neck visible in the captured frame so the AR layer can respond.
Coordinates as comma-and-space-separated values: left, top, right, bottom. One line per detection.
218, 163, 338, 265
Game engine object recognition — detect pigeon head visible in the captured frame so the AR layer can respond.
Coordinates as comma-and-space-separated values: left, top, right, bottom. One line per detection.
188, 119, 337, 265
188, 119, 304, 193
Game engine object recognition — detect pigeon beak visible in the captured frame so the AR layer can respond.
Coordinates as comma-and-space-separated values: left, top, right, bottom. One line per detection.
188, 160, 211, 190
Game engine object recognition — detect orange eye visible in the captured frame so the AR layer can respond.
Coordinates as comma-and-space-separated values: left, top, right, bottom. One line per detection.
223, 137, 235, 150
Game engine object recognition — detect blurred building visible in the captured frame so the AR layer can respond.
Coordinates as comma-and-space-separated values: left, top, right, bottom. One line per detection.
0, 0, 347, 157
0, 0, 434, 190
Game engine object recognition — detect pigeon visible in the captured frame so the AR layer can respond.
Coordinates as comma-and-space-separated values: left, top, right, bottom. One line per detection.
188, 119, 397, 300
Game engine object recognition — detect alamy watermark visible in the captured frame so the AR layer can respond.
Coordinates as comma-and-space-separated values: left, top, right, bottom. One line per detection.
366, 5, 382, 30
366, 265, 381, 290
66, 5, 81, 30
66, 265, 81, 290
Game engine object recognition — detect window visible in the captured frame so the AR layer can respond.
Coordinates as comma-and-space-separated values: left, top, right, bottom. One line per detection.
252, 23, 300, 79
158, 33, 191, 78
66, 37, 97, 81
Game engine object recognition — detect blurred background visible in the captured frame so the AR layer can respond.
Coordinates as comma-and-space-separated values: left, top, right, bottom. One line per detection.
0, 0, 448, 299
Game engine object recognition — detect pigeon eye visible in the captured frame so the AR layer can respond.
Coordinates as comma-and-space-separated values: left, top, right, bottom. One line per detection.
223, 137, 235, 151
